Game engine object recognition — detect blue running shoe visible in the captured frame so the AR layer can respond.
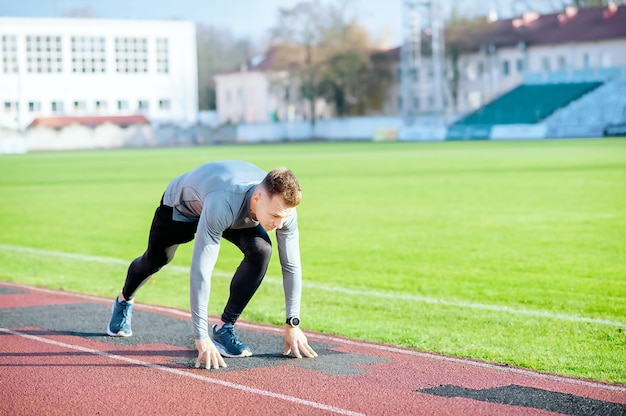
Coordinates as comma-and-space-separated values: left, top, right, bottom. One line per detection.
107, 297, 133, 337
211, 323, 252, 357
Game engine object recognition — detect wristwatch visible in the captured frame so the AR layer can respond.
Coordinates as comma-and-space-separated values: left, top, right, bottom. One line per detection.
286, 317, 300, 327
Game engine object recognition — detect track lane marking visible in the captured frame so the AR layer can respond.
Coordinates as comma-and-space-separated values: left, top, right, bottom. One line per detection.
0, 327, 364, 416
1, 243, 624, 327
2, 281, 626, 394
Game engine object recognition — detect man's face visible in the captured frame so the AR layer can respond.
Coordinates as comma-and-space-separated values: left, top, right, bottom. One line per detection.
253, 191, 295, 231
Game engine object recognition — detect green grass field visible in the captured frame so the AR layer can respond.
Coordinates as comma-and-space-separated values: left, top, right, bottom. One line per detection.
1, 138, 625, 384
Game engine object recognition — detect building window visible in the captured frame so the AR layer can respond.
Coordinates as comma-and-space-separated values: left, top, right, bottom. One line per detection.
478, 62, 484, 78
158, 99, 171, 110
466, 63, 477, 81
138, 100, 149, 110
557, 56, 567, 71
51, 101, 64, 113
28, 101, 41, 112
71, 36, 106, 73
156, 38, 169, 74
1, 35, 19, 73
467, 91, 482, 109
516, 58, 524, 73
25, 35, 63, 73
541, 57, 550, 72
4, 101, 17, 112
95, 100, 107, 111
412, 97, 419, 110
583, 53, 590, 68
502, 60, 510, 76
73, 100, 86, 111
114, 37, 148, 73
117, 100, 128, 110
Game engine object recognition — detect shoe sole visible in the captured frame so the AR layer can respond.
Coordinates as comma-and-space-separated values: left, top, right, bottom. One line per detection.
107, 327, 133, 337
211, 337, 252, 358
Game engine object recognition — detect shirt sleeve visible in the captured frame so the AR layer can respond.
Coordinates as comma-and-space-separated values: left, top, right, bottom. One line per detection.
189, 197, 232, 339
276, 210, 302, 319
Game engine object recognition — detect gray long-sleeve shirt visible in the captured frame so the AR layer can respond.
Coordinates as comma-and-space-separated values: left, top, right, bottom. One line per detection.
162, 160, 302, 339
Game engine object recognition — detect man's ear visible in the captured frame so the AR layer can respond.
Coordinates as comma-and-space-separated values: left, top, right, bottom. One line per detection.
250, 188, 263, 212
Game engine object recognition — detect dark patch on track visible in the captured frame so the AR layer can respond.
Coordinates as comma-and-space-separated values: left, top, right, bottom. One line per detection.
417, 384, 626, 416
0, 302, 385, 376
0, 286, 27, 295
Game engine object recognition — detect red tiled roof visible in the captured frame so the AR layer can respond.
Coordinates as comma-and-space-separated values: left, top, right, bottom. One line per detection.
249, 48, 282, 71
455, 4, 626, 51
28, 115, 150, 129
219, 47, 304, 74
384, 5, 625, 58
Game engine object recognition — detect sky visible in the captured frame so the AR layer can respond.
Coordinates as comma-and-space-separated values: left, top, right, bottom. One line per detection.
0, 0, 549, 48
0, 0, 407, 47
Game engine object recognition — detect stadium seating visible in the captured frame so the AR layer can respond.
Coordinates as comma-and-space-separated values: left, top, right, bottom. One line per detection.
454, 82, 603, 126
544, 75, 626, 128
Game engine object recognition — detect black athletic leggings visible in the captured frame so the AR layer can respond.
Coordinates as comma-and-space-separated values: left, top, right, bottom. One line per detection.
122, 201, 272, 325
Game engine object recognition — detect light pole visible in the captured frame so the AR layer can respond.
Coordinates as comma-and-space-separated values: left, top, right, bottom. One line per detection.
401, 0, 447, 129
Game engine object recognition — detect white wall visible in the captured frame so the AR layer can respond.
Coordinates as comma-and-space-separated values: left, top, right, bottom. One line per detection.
528, 39, 626, 74
237, 116, 421, 142
215, 70, 272, 124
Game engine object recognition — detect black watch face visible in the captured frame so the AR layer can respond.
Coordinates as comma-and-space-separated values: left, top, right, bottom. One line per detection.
290, 317, 300, 326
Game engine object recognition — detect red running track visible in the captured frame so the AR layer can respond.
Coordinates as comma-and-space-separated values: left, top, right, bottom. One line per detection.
1, 282, 625, 416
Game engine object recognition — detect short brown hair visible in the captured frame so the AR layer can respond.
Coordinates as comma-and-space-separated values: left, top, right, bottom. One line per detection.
261, 167, 302, 207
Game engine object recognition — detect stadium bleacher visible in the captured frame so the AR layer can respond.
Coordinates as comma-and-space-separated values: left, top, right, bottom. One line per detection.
454, 82, 603, 126
544, 75, 626, 128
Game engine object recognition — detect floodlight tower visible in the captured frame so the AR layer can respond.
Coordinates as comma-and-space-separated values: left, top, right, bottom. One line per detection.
401, 0, 447, 128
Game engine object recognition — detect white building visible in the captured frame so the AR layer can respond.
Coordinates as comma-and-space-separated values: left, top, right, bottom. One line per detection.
0, 17, 198, 131
453, 6, 626, 115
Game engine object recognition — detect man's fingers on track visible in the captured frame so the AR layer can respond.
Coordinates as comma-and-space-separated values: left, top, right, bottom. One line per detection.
292, 344, 303, 358
302, 344, 317, 358
210, 352, 226, 369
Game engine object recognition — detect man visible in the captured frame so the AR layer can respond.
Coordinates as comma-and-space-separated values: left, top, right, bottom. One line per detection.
107, 160, 317, 369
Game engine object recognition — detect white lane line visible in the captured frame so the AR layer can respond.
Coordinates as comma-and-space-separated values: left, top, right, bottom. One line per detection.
2, 281, 626, 394
1, 243, 624, 327
0, 327, 364, 416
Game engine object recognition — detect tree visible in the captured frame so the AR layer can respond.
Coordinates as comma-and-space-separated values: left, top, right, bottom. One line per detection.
270, 2, 328, 126
269, 1, 392, 123
319, 49, 393, 116
316, 10, 393, 117
196, 25, 255, 111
